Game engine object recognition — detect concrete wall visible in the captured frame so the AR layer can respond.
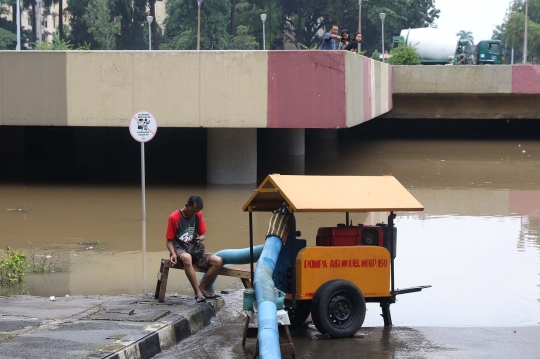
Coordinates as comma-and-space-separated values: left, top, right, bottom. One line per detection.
387, 65, 540, 119
0, 51, 391, 128
344, 54, 392, 128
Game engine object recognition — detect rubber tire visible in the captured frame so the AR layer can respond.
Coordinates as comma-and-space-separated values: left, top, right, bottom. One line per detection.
310, 280, 366, 338
286, 300, 312, 327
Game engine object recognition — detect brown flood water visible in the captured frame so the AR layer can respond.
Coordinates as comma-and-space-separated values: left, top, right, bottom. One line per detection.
1, 137, 539, 327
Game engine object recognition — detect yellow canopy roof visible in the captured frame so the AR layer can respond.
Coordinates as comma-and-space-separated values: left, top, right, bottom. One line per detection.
242, 175, 424, 213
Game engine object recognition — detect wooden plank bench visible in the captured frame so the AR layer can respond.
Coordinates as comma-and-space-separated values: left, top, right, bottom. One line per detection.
154, 258, 252, 303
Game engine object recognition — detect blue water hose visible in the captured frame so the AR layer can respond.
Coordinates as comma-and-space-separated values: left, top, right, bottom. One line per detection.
254, 235, 283, 359
199, 245, 264, 293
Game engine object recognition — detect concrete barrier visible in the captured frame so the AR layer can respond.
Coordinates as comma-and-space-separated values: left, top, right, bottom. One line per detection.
0, 51, 392, 128
387, 65, 540, 119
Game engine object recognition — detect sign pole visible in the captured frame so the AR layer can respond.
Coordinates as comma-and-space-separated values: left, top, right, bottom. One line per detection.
141, 142, 146, 220
130, 111, 157, 294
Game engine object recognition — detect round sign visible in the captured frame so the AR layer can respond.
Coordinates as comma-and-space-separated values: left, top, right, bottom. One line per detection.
129, 111, 158, 142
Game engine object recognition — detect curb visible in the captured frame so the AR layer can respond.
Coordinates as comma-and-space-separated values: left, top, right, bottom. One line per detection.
98, 298, 224, 359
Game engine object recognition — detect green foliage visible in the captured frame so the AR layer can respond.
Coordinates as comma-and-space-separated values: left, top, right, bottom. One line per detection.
280, 0, 439, 53
371, 49, 381, 61
0, 248, 30, 286
65, 0, 99, 48
35, 34, 73, 50
387, 41, 421, 65
233, 25, 259, 49
492, 0, 540, 63
163, 0, 232, 50
0, 27, 16, 50
83, 0, 122, 49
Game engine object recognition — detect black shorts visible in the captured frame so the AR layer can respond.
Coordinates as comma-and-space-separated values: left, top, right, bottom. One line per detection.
175, 248, 212, 269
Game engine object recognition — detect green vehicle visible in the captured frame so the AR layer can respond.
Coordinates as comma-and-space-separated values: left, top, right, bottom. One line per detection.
476, 40, 505, 65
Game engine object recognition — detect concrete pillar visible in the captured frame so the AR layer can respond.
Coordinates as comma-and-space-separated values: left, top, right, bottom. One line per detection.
260, 129, 305, 178
207, 128, 257, 184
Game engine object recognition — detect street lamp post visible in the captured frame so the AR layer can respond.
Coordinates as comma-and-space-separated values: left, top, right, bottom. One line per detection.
146, 15, 153, 50
260, 13, 267, 50
16, 0, 20, 50
379, 13, 386, 61
197, 0, 202, 50
36, 0, 42, 43
524, 0, 528, 64
358, 0, 362, 51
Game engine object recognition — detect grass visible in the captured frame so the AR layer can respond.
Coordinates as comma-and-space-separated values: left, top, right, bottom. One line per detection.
27, 242, 64, 274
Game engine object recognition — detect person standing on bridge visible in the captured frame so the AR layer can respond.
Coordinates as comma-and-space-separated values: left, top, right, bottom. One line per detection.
321, 25, 341, 50
166, 195, 224, 303
344, 33, 362, 53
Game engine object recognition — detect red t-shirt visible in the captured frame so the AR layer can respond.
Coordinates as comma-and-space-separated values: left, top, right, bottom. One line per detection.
166, 210, 207, 240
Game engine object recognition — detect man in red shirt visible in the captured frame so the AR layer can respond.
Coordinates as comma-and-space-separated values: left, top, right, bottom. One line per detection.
166, 195, 223, 303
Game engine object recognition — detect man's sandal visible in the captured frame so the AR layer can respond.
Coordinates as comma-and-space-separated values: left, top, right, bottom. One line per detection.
201, 291, 220, 299
195, 293, 206, 303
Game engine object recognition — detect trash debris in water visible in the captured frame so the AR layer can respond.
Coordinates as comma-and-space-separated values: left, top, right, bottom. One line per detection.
50, 296, 56, 301
86, 247, 93, 250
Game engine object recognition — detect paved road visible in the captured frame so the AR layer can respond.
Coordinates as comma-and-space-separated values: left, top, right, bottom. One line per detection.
156, 291, 540, 359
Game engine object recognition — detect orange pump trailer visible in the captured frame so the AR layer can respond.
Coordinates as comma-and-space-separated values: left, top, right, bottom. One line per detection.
242, 175, 431, 338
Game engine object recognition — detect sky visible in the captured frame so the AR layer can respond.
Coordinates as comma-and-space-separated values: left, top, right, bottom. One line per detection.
433, 0, 511, 42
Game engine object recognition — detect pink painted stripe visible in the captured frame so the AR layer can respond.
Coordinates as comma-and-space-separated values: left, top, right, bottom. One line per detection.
268, 51, 346, 128
363, 57, 372, 122
512, 65, 540, 94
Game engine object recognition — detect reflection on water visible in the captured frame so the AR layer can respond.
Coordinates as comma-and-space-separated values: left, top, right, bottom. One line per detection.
1, 137, 540, 327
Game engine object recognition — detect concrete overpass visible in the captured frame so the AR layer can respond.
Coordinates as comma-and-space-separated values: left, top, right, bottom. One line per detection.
0, 50, 392, 184
386, 65, 540, 119
2, 51, 540, 184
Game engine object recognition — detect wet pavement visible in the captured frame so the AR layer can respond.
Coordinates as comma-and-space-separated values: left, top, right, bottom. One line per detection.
156, 291, 540, 359
0, 294, 224, 359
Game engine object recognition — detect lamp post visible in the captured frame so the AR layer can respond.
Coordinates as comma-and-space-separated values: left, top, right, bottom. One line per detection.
16, 0, 20, 50
358, 0, 362, 51
36, 0, 42, 43
523, 0, 528, 64
260, 13, 267, 50
379, 13, 386, 61
146, 15, 153, 50
197, 0, 202, 50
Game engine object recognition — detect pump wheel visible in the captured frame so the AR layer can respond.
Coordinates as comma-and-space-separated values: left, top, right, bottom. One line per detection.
310, 280, 366, 338
286, 300, 312, 327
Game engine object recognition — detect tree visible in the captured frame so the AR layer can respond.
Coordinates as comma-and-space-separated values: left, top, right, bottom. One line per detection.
233, 25, 258, 49
163, 0, 232, 50
83, 0, 122, 49
456, 30, 474, 45
65, 0, 98, 48
0, 27, 16, 49
492, 0, 540, 63
113, 0, 147, 50
235, 0, 284, 49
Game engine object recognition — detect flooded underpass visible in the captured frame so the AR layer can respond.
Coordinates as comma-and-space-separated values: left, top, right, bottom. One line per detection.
1, 119, 540, 357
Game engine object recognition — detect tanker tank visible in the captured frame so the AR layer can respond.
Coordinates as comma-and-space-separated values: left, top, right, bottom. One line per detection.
400, 28, 457, 63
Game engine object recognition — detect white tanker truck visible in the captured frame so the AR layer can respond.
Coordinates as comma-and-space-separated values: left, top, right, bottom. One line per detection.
395, 27, 504, 65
